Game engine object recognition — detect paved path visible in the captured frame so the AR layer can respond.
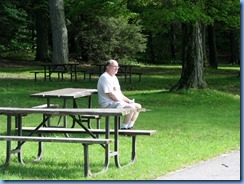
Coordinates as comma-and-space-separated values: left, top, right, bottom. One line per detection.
155, 150, 240, 180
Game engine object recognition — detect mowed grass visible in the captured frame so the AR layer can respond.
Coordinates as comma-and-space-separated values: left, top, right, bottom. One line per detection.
0, 59, 240, 180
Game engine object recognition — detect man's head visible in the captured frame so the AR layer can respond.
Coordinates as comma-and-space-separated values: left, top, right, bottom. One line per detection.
106, 59, 119, 76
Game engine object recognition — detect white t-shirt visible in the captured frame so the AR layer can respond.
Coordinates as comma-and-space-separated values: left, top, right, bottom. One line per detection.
97, 72, 122, 108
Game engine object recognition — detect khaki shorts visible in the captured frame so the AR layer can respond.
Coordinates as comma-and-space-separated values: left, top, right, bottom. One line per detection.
105, 101, 135, 109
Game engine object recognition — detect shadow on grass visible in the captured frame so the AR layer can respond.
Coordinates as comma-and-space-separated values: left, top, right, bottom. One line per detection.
1, 159, 107, 179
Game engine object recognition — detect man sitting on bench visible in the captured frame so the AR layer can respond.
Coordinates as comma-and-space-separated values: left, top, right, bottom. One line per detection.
97, 59, 142, 130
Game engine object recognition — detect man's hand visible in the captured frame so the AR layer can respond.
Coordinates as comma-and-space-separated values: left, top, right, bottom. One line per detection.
129, 99, 135, 104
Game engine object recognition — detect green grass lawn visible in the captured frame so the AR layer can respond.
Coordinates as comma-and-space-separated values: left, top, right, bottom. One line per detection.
0, 58, 240, 180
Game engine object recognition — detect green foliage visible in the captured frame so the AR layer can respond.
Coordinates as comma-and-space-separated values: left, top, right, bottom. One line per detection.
127, 0, 240, 64
66, 0, 134, 19
65, 0, 146, 63
77, 16, 147, 63
0, 0, 240, 65
206, 0, 240, 29
136, 0, 216, 35
0, 1, 32, 52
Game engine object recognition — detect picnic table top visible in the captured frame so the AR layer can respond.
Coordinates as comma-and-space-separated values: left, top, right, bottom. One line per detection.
30, 88, 98, 99
0, 107, 135, 116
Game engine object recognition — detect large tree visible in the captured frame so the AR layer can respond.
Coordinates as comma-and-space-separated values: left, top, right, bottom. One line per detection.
171, 22, 207, 90
128, 0, 239, 90
171, 1, 211, 90
35, 0, 50, 61
48, 0, 68, 64
135, 0, 210, 90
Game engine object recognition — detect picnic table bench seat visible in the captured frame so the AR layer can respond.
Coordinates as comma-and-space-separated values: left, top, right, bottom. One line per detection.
32, 104, 59, 109
20, 127, 156, 136
116, 72, 142, 83
80, 114, 102, 129
87, 70, 142, 83
0, 135, 111, 144
0, 135, 112, 177
30, 71, 44, 82
30, 70, 86, 81
30, 71, 67, 81
86, 71, 100, 81
129, 72, 142, 83
71, 70, 86, 80
19, 126, 156, 168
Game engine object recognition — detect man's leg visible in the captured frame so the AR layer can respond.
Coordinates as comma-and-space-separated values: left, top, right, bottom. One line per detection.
122, 103, 141, 129
127, 111, 139, 129
121, 112, 134, 129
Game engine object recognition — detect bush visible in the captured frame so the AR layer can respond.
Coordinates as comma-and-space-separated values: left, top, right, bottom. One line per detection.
79, 16, 147, 63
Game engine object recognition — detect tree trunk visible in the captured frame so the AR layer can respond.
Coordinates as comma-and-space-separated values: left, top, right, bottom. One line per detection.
202, 24, 208, 66
48, 0, 68, 64
147, 33, 156, 63
229, 29, 239, 64
207, 25, 218, 68
171, 22, 207, 91
170, 24, 176, 60
35, 0, 49, 61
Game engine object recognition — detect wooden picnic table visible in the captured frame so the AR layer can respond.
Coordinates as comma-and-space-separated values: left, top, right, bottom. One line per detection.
41, 62, 79, 81
30, 88, 98, 127
95, 63, 142, 83
0, 107, 143, 176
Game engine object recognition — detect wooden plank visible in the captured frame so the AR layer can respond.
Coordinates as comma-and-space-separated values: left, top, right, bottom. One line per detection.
0, 136, 112, 144
32, 104, 59, 109
0, 107, 135, 116
81, 115, 100, 118
30, 88, 97, 98
21, 127, 156, 136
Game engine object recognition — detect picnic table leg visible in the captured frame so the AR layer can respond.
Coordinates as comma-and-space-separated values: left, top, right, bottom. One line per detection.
82, 116, 110, 177
0, 115, 12, 169
49, 66, 53, 81
35, 134, 44, 161
87, 96, 92, 128
114, 116, 121, 168
102, 130, 110, 175
34, 72, 38, 82
47, 98, 51, 127
74, 65, 77, 81
15, 114, 44, 164
16, 115, 51, 163
114, 116, 137, 168
44, 66, 47, 81
56, 98, 67, 128
83, 116, 110, 177
16, 114, 24, 164
63, 99, 67, 127
70, 65, 73, 81
83, 142, 110, 177
131, 136, 136, 163
83, 144, 92, 177
71, 99, 77, 128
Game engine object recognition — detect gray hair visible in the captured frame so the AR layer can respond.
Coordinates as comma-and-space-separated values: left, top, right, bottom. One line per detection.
106, 59, 117, 66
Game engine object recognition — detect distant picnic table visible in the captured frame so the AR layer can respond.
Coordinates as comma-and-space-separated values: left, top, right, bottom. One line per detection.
88, 63, 142, 83
30, 63, 86, 82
